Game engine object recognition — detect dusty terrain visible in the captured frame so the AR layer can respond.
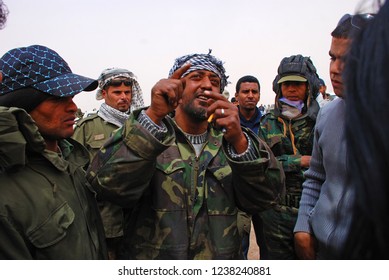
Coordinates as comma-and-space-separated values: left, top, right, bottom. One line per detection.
247, 221, 260, 260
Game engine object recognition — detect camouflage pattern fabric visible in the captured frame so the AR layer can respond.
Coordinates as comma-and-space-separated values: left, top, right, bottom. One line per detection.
259, 111, 315, 195
259, 205, 299, 259
258, 110, 315, 259
87, 109, 284, 259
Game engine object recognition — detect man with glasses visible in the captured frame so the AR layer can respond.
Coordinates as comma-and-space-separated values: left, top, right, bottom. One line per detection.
293, 13, 375, 259
73, 67, 144, 259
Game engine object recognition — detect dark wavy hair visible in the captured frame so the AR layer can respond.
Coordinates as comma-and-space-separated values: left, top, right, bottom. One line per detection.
343, 0, 389, 259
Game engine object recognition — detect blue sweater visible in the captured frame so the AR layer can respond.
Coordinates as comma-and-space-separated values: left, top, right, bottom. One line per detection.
238, 106, 262, 135
294, 98, 354, 258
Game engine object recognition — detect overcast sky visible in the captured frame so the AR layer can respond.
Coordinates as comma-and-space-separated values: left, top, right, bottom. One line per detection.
1, 0, 374, 112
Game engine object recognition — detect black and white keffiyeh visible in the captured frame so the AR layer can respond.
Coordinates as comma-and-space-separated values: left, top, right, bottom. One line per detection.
168, 50, 229, 92
96, 68, 145, 112
98, 102, 129, 127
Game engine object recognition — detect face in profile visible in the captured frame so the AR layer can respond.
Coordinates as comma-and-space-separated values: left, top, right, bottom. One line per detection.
329, 37, 351, 97
29, 96, 78, 141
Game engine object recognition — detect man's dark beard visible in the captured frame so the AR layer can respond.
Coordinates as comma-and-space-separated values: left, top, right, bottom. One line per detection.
182, 100, 207, 123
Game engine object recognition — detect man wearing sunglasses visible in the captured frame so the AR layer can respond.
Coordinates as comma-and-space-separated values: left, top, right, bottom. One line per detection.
73, 67, 144, 259
293, 13, 375, 259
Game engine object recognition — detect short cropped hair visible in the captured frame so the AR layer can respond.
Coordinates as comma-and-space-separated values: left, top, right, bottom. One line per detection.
332, 13, 375, 39
235, 75, 260, 93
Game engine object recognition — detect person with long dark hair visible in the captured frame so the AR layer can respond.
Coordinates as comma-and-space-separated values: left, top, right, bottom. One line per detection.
343, 0, 389, 259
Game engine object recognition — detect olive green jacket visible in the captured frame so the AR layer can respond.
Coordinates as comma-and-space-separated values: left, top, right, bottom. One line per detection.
87, 109, 284, 259
73, 113, 118, 159
73, 113, 123, 239
0, 107, 107, 259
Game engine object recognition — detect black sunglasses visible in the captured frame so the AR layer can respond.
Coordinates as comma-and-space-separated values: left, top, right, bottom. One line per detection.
338, 13, 375, 30
104, 79, 133, 88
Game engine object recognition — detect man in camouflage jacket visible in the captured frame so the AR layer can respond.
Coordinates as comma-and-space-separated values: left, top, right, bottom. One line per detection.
87, 52, 284, 260
258, 55, 320, 259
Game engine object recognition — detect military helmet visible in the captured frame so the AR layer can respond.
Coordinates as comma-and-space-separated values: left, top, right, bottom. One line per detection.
272, 54, 321, 120
272, 54, 320, 99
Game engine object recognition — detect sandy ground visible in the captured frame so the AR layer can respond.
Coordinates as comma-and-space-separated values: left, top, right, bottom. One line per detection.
247, 221, 260, 260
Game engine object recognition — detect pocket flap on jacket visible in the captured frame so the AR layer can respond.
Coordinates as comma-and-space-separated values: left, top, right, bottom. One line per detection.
27, 202, 75, 248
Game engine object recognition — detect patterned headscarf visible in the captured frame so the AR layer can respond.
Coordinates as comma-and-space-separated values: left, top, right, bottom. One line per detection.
168, 50, 229, 92
96, 67, 144, 111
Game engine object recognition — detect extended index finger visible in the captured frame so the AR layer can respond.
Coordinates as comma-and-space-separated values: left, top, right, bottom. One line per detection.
170, 63, 191, 80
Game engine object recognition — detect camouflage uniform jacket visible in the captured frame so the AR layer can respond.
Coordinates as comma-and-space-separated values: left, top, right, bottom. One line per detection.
0, 107, 107, 259
259, 110, 315, 202
73, 113, 123, 239
87, 109, 284, 259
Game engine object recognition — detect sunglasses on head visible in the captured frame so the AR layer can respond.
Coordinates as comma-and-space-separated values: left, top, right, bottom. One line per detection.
338, 13, 375, 30
104, 79, 133, 88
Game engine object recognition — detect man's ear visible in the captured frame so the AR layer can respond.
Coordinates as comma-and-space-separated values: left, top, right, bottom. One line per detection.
101, 89, 108, 99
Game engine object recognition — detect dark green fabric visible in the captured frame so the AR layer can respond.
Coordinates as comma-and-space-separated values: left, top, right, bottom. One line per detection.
87, 109, 284, 259
0, 106, 107, 259
73, 113, 123, 239
259, 110, 315, 259
259, 205, 299, 259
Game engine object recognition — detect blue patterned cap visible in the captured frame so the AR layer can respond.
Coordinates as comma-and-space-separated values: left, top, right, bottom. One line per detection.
0, 45, 97, 96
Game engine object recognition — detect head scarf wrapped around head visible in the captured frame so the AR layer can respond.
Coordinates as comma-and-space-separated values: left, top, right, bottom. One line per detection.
168, 50, 229, 93
96, 67, 144, 111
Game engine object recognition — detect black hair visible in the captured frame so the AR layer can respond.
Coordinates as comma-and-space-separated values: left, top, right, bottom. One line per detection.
343, 1, 389, 259
331, 13, 375, 39
235, 75, 260, 93
0, 87, 51, 112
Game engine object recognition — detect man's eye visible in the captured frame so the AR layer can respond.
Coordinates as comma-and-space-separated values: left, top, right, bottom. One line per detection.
211, 79, 220, 86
